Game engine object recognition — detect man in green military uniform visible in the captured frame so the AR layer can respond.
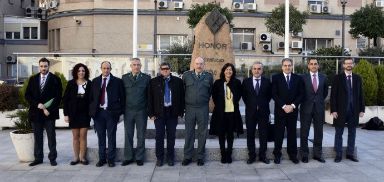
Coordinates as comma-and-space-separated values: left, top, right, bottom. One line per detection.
182, 57, 213, 166
121, 58, 151, 166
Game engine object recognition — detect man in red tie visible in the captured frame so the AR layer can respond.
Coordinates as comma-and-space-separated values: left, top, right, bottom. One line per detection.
89, 61, 125, 167
300, 58, 328, 163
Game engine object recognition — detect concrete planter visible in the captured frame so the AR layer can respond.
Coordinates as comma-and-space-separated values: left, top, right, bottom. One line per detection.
0, 109, 68, 129
9, 131, 35, 162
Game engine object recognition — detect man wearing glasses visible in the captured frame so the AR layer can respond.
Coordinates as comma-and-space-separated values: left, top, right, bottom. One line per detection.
148, 62, 184, 166
300, 58, 328, 163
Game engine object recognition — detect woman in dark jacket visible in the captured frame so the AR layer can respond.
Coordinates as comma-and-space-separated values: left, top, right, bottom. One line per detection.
63, 63, 92, 165
209, 63, 243, 164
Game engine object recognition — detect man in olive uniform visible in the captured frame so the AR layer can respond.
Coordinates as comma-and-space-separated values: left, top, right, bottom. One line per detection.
121, 58, 151, 166
182, 57, 213, 166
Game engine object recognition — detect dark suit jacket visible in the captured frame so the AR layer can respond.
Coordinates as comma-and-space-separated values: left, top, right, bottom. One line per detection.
209, 78, 243, 136
62, 79, 92, 118
89, 74, 125, 118
300, 73, 328, 115
242, 76, 272, 121
272, 72, 303, 117
330, 73, 365, 127
25, 72, 62, 122
148, 75, 185, 118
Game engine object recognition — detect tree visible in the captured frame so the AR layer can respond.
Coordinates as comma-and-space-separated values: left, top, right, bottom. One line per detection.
349, 4, 384, 47
312, 46, 343, 85
164, 41, 193, 74
353, 59, 378, 106
187, 2, 233, 29
265, 4, 308, 37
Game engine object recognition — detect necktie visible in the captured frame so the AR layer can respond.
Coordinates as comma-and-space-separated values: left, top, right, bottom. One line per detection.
40, 75, 46, 92
197, 73, 201, 79
312, 74, 318, 92
164, 78, 171, 104
347, 75, 352, 89
286, 75, 290, 89
100, 77, 107, 106
255, 79, 260, 95
133, 74, 137, 81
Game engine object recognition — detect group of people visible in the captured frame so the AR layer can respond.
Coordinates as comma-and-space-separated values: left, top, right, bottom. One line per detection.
25, 56, 365, 167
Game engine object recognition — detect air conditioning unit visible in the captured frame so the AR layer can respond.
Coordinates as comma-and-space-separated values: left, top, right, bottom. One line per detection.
291, 32, 303, 38
291, 41, 303, 49
262, 43, 271, 52
344, 48, 351, 56
174, 2, 183, 10
25, 7, 33, 17
232, 2, 244, 11
322, 6, 330, 13
376, 1, 384, 7
158, 0, 168, 9
245, 3, 257, 12
259, 33, 271, 42
277, 41, 285, 49
309, 4, 322, 14
6, 56, 16, 64
49, 0, 59, 9
241, 42, 252, 50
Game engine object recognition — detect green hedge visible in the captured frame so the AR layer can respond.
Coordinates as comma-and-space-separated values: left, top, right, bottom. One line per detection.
375, 65, 384, 106
353, 59, 378, 106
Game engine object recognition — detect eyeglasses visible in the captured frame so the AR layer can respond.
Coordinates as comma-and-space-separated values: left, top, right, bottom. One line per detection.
160, 67, 170, 70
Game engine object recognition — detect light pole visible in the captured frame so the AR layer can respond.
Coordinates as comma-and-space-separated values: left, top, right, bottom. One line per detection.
154, 0, 158, 57
340, 0, 348, 57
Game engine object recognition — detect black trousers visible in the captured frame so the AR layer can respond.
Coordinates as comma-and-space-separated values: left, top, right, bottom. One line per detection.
246, 111, 268, 159
32, 119, 57, 161
154, 107, 178, 161
94, 109, 118, 162
300, 108, 324, 158
273, 113, 298, 158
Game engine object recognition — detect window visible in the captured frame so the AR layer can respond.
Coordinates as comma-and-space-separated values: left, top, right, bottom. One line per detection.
22, 27, 39, 39
232, 28, 255, 50
6, 32, 12, 39
233, 0, 255, 3
157, 34, 188, 51
5, 32, 21, 39
303, 38, 333, 51
14, 32, 20, 39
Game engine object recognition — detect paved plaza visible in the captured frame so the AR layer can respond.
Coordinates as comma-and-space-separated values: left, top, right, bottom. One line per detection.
1, 124, 384, 182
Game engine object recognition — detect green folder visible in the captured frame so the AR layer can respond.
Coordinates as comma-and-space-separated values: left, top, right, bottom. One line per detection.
44, 98, 54, 108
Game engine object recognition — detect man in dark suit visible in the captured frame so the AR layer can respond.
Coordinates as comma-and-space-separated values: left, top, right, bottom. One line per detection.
272, 58, 303, 164
25, 57, 62, 166
242, 62, 272, 164
148, 62, 184, 167
300, 58, 328, 163
89, 61, 125, 167
331, 57, 365, 163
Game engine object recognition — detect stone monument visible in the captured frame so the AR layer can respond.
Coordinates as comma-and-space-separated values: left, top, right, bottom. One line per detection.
191, 8, 234, 80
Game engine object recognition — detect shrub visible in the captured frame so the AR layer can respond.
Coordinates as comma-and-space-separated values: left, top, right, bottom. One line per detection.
18, 75, 33, 107
0, 84, 19, 111
375, 65, 384, 105
8, 109, 32, 134
353, 59, 378, 106
187, 2, 233, 29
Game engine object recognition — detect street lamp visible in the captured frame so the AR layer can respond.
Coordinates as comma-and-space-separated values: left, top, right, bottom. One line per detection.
340, 0, 348, 57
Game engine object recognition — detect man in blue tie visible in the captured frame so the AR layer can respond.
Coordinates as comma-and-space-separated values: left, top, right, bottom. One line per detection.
331, 57, 365, 163
148, 62, 184, 167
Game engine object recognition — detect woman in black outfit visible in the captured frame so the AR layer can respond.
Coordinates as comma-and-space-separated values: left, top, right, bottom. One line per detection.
63, 63, 92, 165
209, 63, 243, 164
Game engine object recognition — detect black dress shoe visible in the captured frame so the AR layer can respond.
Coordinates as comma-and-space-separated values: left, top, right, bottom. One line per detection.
246, 158, 256, 164
168, 160, 174, 166
197, 159, 204, 166
226, 155, 232, 164
181, 159, 192, 166
301, 157, 309, 163
80, 159, 89, 165
221, 156, 227, 164
108, 161, 115, 167
290, 157, 299, 164
136, 160, 144, 166
334, 156, 342, 163
259, 157, 270, 164
274, 157, 281, 164
313, 156, 326, 163
50, 160, 57, 166
121, 160, 134, 166
29, 160, 43, 166
96, 160, 106, 167
70, 160, 80, 165
156, 160, 163, 167
346, 155, 359, 162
